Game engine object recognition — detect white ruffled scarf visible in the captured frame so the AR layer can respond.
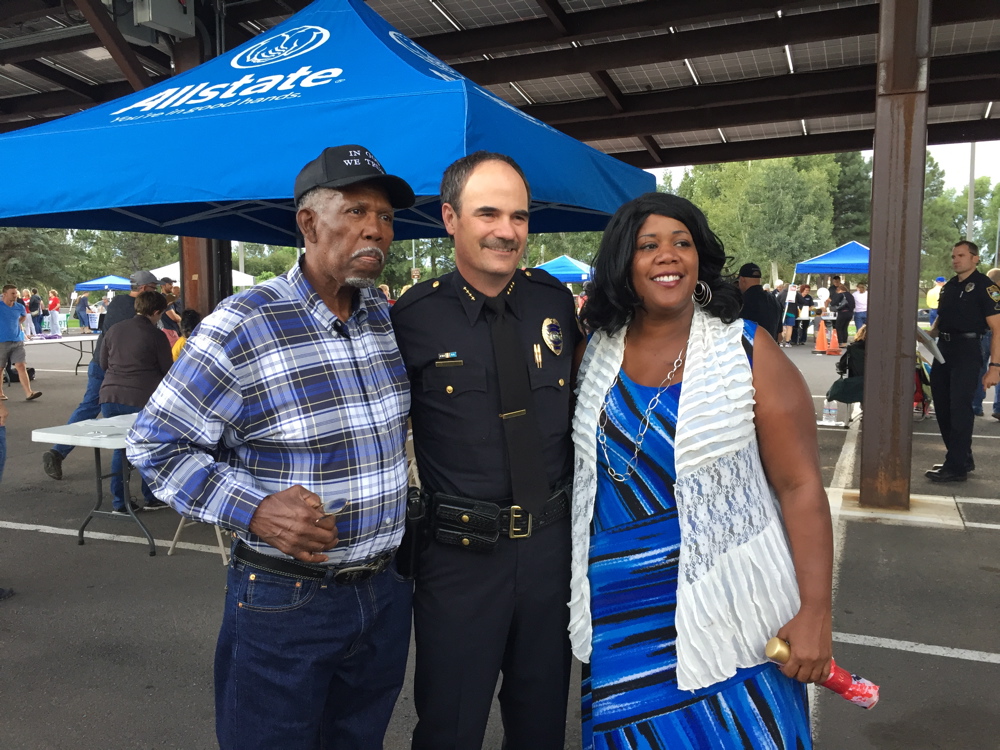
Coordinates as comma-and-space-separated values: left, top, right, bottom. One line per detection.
569, 306, 801, 691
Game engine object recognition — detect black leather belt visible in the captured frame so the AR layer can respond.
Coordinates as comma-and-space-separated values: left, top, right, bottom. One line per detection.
431, 486, 570, 552
939, 332, 981, 341
233, 541, 394, 586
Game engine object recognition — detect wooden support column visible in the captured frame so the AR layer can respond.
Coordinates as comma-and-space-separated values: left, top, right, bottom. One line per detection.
173, 38, 231, 315
859, 0, 931, 509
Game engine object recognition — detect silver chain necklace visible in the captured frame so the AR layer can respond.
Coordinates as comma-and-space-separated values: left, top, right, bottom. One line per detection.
597, 345, 685, 482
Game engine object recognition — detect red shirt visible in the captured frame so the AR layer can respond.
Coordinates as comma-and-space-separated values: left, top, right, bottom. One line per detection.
48, 295, 60, 311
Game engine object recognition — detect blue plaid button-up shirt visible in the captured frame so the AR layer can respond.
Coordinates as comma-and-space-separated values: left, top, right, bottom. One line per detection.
127, 260, 410, 565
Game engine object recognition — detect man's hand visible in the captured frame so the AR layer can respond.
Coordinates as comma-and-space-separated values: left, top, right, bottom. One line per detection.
248, 485, 339, 563
983, 366, 1000, 391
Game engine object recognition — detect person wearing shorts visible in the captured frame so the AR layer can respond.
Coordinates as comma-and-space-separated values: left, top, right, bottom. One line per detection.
1, 285, 42, 401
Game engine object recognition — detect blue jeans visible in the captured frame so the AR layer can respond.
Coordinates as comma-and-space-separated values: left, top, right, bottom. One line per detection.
32, 315, 42, 334
853, 311, 867, 330
974, 331, 1000, 415
929, 309, 938, 327
0, 425, 6, 484
100, 402, 154, 509
216, 557, 413, 750
52, 360, 104, 459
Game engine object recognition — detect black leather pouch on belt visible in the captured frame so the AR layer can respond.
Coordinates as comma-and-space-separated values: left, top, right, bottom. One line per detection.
433, 494, 503, 552
395, 487, 429, 580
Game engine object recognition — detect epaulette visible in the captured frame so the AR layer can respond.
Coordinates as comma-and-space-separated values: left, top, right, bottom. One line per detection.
521, 266, 574, 296
391, 275, 445, 315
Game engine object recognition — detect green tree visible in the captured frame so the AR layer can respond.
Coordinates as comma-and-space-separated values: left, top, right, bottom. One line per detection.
831, 151, 872, 246
233, 242, 298, 279
676, 158, 836, 279
982, 184, 1000, 266
0, 227, 79, 292
71, 230, 178, 280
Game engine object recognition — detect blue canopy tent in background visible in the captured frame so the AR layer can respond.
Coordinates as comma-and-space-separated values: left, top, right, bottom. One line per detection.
534, 255, 592, 283
74, 275, 131, 292
0, 0, 652, 243
794, 241, 870, 275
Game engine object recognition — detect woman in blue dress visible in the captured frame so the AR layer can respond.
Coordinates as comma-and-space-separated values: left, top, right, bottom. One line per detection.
570, 193, 834, 749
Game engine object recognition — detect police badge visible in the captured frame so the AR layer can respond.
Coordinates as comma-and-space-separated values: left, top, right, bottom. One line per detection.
541, 318, 563, 356
965, 282, 976, 293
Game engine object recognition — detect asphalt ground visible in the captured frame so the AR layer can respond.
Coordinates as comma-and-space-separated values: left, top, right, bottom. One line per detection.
0, 335, 998, 749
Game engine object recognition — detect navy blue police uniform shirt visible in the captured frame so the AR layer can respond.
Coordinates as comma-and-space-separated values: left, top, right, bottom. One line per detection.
391, 268, 581, 501
938, 270, 1000, 333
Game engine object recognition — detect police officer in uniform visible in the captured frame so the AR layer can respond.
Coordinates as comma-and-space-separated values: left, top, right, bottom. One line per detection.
391, 152, 582, 749
926, 240, 1000, 482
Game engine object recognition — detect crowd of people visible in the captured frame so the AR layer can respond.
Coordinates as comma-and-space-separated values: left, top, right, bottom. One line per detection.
1, 144, 996, 749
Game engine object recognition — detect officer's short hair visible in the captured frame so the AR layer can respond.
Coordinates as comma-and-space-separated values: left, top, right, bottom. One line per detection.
440, 152, 531, 215
955, 239, 979, 256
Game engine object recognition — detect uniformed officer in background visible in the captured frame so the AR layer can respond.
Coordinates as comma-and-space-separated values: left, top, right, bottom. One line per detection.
926, 240, 1000, 482
391, 151, 583, 749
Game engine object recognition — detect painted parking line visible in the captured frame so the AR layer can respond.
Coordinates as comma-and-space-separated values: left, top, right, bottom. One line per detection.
833, 632, 1000, 665
0, 519, 224, 556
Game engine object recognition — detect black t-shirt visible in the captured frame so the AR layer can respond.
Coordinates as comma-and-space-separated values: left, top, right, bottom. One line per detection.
391, 268, 581, 501
160, 297, 183, 333
741, 284, 782, 340
937, 270, 1000, 334
830, 290, 855, 315
28, 294, 41, 314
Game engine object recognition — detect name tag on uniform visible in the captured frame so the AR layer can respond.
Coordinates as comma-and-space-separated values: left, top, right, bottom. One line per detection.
435, 360, 464, 367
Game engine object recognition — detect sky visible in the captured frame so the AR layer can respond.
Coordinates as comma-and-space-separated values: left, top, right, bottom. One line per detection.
647, 139, 1000, 193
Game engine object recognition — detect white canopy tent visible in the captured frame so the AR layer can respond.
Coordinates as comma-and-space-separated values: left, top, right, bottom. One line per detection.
150, 262, 254, 288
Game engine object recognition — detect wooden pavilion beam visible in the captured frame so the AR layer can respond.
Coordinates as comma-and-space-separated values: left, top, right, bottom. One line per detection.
611, 118, 1000, 169
70, 0, 151, 90
0, 31, 99, 65
420, 0, 994, 61
226, 0, 312, 25
419, 0, 822, 59
12, 59, 95, 100
860, 0, 932, 510
450, 0, 994, 85
558, 77, 996, 141
523, 51, 998, 125
0, 0, 62, 26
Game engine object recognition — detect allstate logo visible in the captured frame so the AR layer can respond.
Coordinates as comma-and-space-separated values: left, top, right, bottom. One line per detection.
231, 25, 330, 69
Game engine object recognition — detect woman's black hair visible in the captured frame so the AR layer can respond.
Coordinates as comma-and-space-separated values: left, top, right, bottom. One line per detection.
581, 192, 742, 334
179, 308, 203, 338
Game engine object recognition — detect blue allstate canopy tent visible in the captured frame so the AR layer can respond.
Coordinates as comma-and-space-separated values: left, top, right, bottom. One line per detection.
794, 241, 870, 275
74, 275, 131, 292
0, 0, 651, 243
534, 255, 592, 283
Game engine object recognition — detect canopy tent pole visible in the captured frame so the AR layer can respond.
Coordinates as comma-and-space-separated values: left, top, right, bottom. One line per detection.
859, 0, 930, 511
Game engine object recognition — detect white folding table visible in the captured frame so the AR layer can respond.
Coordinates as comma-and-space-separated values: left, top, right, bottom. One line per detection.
23, 333, 100, 375
32, 414, 157, 556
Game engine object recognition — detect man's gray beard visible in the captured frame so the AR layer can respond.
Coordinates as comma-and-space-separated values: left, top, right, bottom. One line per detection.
345, 277, 376, 289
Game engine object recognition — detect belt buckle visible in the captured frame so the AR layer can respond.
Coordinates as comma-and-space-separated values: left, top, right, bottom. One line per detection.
508, 505, 533, 539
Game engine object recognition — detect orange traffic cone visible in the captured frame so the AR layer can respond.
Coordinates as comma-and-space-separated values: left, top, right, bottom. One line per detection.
813, 319, 828, 354
826, 327, 842, 355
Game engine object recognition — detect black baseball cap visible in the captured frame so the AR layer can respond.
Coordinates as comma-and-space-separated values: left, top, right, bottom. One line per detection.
738, 262, 762, 278
294, 145, 415, 208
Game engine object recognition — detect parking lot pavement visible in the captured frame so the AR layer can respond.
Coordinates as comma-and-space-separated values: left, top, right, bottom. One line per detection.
1, 338, 997, 748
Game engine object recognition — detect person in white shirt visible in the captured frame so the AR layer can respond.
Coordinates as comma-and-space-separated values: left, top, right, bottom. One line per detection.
853, 283, 868, 330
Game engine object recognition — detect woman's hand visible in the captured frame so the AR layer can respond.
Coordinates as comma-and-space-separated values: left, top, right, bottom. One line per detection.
775, 605, 833, 684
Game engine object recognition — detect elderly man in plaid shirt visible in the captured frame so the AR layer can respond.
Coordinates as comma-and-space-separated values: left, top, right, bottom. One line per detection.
128, 146, 416, 750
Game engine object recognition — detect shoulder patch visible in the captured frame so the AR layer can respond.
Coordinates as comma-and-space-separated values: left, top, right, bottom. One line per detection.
987, 284, 1000, 307
390, 276, 444, 315
522, 267, 574, 295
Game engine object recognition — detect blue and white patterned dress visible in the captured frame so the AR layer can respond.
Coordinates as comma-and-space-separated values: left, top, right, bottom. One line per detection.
583, 320, 812, 750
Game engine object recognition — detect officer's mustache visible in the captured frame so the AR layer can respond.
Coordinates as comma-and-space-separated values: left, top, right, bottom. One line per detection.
351, 247, 385, 263
481, 238, 520, 252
